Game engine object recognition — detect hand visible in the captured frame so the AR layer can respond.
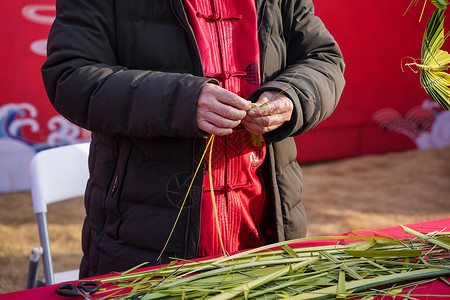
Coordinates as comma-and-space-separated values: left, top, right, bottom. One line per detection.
242, 91, 293, 135
197, 83, 252, 136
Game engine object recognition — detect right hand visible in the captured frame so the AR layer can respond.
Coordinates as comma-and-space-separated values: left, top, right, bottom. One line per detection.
197, 83, 252, 136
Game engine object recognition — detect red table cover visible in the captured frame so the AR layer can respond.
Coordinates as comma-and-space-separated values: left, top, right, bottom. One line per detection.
1, 218, 448, 300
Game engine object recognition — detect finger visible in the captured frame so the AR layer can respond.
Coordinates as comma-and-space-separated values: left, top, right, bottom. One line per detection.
248, 104, 275, 117
241, 119, 262, 135
243, 112, 291, 135
249, 97, 293, 117
243, 121, 281, 135
217, 89, 252, 111
251, 90, 281, 107
198, 85, 250, 120
250, 97, 267, 108
203, 83, 252, 111
212, 102, 248, 121
248, 101, 285, 118
198, 119, 234, 136
202, 111, 242, 129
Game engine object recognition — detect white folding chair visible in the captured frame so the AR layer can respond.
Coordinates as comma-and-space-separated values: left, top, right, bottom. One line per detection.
28, 142, 90, 286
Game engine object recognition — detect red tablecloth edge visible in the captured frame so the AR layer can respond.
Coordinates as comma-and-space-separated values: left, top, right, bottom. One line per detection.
1, 218, 449, 299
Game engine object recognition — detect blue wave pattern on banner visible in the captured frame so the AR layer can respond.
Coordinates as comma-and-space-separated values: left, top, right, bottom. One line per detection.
0, 102, 90, 152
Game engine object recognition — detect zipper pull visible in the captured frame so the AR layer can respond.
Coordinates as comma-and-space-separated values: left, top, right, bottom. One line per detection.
109, 175, 118, 198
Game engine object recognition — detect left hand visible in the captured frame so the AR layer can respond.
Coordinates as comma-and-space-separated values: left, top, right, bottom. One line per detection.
242, 91, 293, 135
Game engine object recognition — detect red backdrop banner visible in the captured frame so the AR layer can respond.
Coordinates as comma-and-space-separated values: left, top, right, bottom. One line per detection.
0, 1, 90, 192
296, 0, 450, 163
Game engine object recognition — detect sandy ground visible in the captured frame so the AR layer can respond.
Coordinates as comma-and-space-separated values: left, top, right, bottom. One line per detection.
0, 146, 449, 294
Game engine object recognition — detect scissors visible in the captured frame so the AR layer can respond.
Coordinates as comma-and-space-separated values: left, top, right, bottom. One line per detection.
55, 281, 100, 300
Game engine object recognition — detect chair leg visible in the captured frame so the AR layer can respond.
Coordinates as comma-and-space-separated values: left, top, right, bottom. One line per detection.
36, 212, 55, 285
26, 247, 43, 289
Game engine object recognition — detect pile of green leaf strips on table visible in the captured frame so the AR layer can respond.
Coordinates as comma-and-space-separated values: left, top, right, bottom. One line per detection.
94, 225, 450, 299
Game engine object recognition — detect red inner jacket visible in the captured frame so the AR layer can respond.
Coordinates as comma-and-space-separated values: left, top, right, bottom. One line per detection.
183, 0, 271, 256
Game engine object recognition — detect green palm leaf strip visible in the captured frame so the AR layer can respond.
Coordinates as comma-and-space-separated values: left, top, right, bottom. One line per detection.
318, 251, 363, 280
207, 134, 227, 257
207, 257, 319, 300
336, 270, 347, 299
405, 0, 449, 21
156, 136, 215, 261
401, 224, 450, 250
289, 268, 450, 300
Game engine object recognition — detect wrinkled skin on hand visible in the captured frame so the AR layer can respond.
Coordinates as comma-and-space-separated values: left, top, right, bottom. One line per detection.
242, 91, 293, 135
196, 85, 293, 136
196, 83, 252, 136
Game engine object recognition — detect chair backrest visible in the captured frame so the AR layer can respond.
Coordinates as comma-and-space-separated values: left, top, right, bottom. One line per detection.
29, 142, 90, 285
30, 142, 90, 214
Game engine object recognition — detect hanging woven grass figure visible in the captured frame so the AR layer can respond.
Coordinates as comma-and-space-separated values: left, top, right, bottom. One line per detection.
405, 0, 449, 21
432, 0, 450, 9
405, 9, 450, 110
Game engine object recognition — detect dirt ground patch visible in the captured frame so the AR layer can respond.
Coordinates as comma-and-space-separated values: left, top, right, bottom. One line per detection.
1, 147, 449, 294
